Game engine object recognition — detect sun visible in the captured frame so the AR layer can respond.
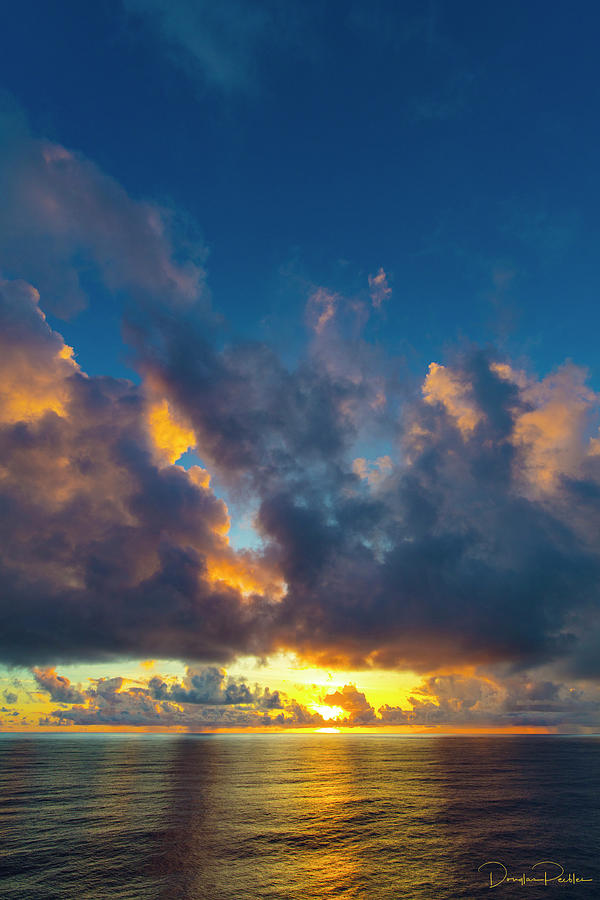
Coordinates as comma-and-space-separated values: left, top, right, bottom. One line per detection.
312, 704, 344, 721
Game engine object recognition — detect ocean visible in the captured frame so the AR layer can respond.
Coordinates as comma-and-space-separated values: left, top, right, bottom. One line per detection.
0, 734, 598, 899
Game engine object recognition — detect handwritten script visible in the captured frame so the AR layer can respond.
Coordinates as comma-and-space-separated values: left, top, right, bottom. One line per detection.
478, 860, 593, 888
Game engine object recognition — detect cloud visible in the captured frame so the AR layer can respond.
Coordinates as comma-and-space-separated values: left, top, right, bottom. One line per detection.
391, 672, 600, 729
4, 259, 600, 679
306, 288, 338, 335
352, 455, 393, 489
4, 271, 600, 676
422, 361, 481, 434
0, 276, 280, 665
260, 350, 600, 673
0, 108, 205, 316
39, 666, 318, 729
123, 0, 303, 95
148, 665, 284, 708
321, 684, 377, 725
510, 363, 594, 492
32, 667, 85, 704
368, 267, 391, 309
2, 119, 600, 686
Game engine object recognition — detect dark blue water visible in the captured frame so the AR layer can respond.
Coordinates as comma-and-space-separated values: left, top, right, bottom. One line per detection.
0, 734, 598, 899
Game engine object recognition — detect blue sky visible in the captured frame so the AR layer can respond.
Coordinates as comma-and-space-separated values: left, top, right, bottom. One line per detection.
3, 0, 600, 382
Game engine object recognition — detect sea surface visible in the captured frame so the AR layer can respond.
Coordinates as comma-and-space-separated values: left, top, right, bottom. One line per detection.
0, 733, 598, 899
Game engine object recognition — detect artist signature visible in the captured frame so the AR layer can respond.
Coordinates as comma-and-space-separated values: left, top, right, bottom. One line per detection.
478, 860, 593, 888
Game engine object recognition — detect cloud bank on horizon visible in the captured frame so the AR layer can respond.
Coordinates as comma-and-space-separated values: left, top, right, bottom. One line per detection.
24, 665, 600, 731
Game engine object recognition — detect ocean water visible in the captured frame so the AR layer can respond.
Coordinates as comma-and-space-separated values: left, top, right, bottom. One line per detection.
0, 734, 598, 899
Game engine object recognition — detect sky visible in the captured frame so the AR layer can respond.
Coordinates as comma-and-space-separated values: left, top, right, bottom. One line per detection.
2, 0, 600, 733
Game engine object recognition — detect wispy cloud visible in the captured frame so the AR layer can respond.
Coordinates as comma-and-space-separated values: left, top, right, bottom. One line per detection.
368, 267, 391, 309
123, 0, 303, 95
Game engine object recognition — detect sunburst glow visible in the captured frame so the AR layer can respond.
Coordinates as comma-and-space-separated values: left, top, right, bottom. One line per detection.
312, 704, 344, 720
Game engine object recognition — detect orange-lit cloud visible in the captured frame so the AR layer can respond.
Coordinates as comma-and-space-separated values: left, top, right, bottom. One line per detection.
0, 280, 78, 425
0, 274, 283, 665
146, 397, 196, 465
511, 364, 594, 491
352, 455, 393, 488
422, 361, 481, 434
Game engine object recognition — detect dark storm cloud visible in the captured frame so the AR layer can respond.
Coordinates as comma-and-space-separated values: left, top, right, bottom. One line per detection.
0, 277, 278, 665
154, 337, 600, 674
144, 313, 599, 673
266, 356, 599, 672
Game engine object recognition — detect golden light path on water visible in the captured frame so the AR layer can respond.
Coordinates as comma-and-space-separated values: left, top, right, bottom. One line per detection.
2, 733, 597, 898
